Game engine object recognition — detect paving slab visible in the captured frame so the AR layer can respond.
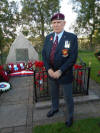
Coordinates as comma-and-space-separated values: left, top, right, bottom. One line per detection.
0, 76, 34, 133
0, 90, 29, 105
0, 104, 27, 128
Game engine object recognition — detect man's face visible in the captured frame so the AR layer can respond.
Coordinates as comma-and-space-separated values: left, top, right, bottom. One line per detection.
51, 20, 66, 34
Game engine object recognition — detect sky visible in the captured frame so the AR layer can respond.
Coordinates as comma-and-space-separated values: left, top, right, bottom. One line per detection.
60, 0, 77, 33
8, 0, 77, 33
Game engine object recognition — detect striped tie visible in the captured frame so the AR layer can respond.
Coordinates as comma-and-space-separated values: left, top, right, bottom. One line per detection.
50, 35, 58, 65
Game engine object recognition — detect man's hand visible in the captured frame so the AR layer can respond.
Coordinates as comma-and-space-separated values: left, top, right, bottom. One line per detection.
53, 70, 62, 79
48, 69, 55, 78
48, 69, 62, 79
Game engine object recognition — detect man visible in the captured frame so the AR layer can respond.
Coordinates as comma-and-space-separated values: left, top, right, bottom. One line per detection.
42, 13, 78, 127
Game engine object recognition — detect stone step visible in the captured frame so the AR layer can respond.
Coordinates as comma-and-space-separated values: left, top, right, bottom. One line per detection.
33, 90, 100, 126
35, 90, 100, 109
33, 100, 100, 126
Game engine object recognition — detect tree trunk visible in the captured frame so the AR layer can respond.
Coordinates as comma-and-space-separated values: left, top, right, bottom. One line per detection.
41, 14, 45, 42
89, 34, 93, 49
89, 23, 95, 50
0, 47, 3, 65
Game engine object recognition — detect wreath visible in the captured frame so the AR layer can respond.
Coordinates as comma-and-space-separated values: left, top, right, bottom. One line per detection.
0, 82, 11, 92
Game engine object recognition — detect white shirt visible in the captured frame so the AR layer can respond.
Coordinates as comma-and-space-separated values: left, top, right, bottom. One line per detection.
54, 30, 64, 43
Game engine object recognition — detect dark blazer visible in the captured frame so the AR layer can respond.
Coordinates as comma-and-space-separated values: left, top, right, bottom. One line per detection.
42, 31, 78, 84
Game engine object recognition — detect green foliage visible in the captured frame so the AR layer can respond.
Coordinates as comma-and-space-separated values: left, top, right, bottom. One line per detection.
0, 0, 19, 40
72, 0, 100, 48
0, 50, 9, 65
93, 29, 100, 45
33, 117, 100, 133
78, 37, 90, 49
0, 0, 20, 64
0, 0, 20, 54
0, 27, 5, 64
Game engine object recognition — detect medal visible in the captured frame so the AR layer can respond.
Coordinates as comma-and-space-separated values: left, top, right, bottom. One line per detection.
64, 41, 70, 48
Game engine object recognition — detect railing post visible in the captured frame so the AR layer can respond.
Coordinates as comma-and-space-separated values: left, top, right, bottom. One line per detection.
86, 67, 91, 95
33, 70, 37, 102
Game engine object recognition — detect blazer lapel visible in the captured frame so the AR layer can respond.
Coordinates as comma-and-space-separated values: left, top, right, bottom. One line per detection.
48, 33, 55, 57
50, 32, 55, 45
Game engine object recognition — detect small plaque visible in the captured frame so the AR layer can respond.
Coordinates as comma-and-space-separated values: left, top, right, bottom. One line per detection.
16, 49, 29, 62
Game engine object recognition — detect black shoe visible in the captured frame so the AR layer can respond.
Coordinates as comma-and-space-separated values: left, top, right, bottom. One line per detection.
47, 109, 59, 117
65, 117, 73, 127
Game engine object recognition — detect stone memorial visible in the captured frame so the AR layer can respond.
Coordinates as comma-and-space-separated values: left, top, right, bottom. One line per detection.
6, 33, 39, 63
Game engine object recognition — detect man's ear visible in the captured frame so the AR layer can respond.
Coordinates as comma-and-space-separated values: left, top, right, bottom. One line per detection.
64, 21, 66, 25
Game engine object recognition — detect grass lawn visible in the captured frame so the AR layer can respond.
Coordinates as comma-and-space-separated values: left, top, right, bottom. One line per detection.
78, 50, 100, 84
33, 117, 100, 133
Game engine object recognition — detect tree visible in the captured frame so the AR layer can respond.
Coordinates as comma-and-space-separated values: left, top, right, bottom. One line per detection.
20, 0, 60, 42
0, 0, 20, 64
0, 0, 19, 49
93, 28, 100, 46
71, 0, 100, 48
0, 27, 4, 64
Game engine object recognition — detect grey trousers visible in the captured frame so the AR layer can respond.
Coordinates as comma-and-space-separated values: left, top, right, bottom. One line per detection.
49, 78, 74, 120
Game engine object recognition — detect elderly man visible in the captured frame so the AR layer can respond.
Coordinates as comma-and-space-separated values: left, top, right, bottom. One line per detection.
42, 13, 78, 127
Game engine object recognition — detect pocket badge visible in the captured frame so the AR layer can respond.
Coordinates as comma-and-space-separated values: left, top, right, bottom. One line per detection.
62, 49, 68, 57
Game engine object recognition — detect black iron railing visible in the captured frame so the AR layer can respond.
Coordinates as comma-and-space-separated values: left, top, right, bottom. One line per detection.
33, 66, 90, 102
73, 67, 90, 95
